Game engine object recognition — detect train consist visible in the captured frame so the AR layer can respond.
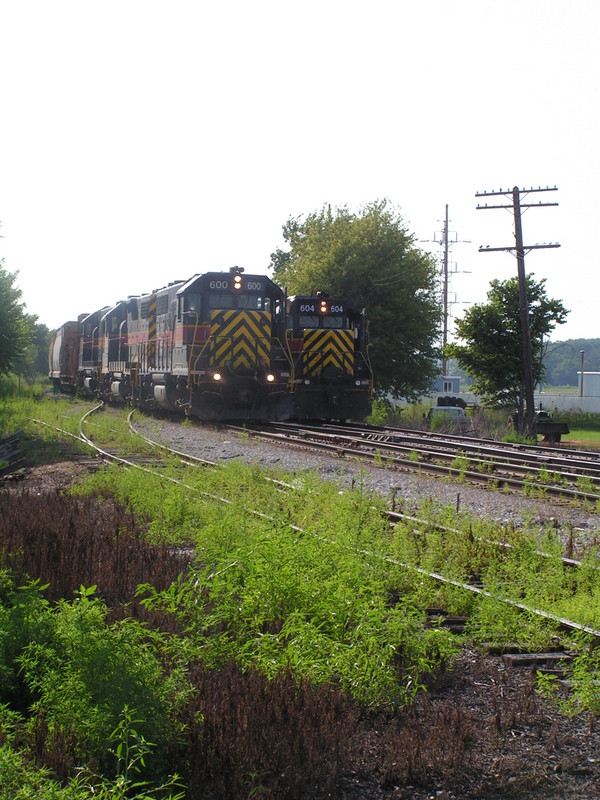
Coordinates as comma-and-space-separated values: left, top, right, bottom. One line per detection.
49, 267, 373, 422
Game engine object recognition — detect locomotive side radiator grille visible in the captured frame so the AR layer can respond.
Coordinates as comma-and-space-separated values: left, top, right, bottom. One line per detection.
209, 310, 271, 370
302, 329, 354, 377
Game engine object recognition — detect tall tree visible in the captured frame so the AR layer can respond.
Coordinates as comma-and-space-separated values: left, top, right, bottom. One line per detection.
0, 260, 34, 376
13, 320, 50, 380
445, 274, 568, 414
270, 201, 442, 399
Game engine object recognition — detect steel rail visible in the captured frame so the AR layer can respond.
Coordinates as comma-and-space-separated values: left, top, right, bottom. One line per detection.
125, 413, 600, 638
255, 420, 600, 480
32, 408, 600, 641
127, 411, 592, 571
228, 422, 600, 504
336, 421, 600, 473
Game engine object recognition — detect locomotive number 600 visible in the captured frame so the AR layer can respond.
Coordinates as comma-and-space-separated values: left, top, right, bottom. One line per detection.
209, 280, 229, 289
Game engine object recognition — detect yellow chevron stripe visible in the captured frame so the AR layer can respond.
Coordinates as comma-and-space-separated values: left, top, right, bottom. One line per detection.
209, 310, 271, 368
302, 330, 354, 376
211, 310, 270, 339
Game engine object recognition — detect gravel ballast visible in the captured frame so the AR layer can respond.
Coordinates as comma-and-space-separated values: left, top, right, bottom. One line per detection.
133, 418, 600, 552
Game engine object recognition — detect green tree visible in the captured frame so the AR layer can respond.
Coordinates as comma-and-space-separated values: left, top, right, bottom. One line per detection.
13, 321, 50, 380
445, 274, 568, 411
0, 261, 34, 376
270, 200, 442, 399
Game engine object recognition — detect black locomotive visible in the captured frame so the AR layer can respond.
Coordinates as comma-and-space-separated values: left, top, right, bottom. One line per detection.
284, 293, 372, 421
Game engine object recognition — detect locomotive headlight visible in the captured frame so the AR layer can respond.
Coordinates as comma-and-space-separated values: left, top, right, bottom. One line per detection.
213, 372, 222, 382
266, 373, 275, 383
233, 275, 242, 290
320, 300, 327, 313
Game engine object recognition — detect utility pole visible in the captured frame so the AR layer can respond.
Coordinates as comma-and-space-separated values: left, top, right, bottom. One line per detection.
476, 185, 560, 438
431, 205, 468, 376
440, 205, 450, 376
434, 203, 450, 377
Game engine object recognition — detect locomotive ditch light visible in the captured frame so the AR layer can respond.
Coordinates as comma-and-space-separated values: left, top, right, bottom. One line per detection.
213, 372, 222, 381
266, 373, 275, 382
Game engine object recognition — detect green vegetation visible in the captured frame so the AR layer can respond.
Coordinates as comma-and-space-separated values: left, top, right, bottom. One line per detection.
543, 338, 600, 387
445, 274, 567, 416
370, 400, 600, 449
3, 396, 600, 795
270, 200, 441, 400
0, 259, 50, 382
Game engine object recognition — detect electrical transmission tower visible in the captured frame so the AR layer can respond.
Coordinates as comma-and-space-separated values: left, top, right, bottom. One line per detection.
430, 205, 469, 376
475, 185, 560, 437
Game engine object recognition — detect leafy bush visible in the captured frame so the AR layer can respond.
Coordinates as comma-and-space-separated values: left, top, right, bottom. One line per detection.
0, 578, 187, 781
0, 373, 47, 400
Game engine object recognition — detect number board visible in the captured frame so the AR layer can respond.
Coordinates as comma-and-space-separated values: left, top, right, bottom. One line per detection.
296, 302, 344, 314
208, 279, 264, 292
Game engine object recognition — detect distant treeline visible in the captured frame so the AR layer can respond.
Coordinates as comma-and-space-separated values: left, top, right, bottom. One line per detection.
543, 338, 600, 387
447, 338, 600, 389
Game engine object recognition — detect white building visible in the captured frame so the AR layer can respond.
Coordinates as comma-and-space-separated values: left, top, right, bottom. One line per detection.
537, 371, 600, 413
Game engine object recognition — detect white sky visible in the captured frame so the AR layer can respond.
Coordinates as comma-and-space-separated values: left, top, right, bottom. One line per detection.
1, 0, 598, 342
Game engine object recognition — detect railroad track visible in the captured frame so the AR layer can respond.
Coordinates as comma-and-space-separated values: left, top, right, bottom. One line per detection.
0, 431, 26, 476
25, 404, 600, 700
25, 405, 600, 650
231, 420, 600, 504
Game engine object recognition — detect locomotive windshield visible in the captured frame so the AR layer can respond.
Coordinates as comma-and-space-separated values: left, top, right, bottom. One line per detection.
296, 314, 347, 329
237, 295, 272, 311
182, 289, 274, 317
206, 294, 272, 311
298, 315, 320, 328
208, 294, 234, 309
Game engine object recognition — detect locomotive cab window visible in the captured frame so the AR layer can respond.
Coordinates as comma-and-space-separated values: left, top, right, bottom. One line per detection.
185, 293, 202, 313
237, 295, 272, 311
208, 294, 234, 310
323, 316, 345, 329
298, 315, 321, 329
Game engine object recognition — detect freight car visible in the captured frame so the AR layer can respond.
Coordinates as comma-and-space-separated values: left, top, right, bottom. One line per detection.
284, 293, 373, 421
48, 319, 81, 393
50, 268, 294, 422
48, 307, 111, 395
